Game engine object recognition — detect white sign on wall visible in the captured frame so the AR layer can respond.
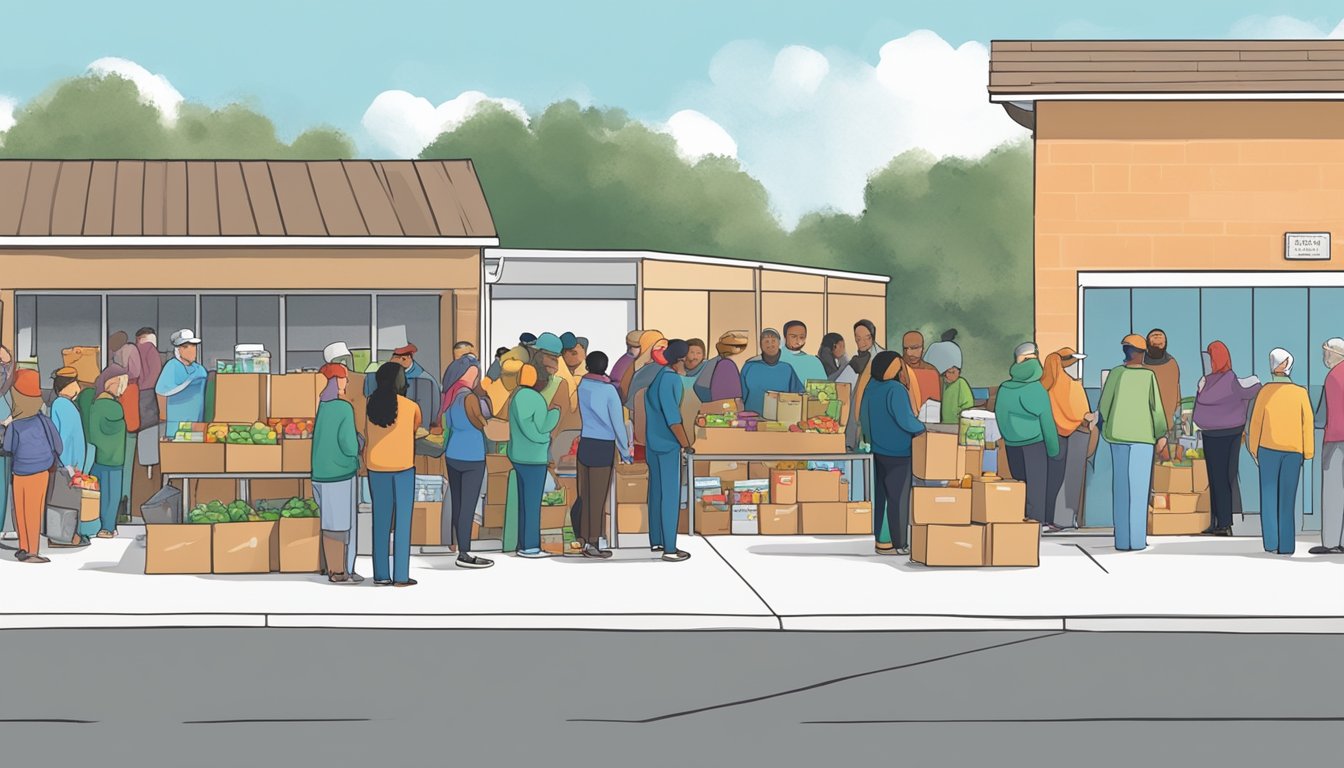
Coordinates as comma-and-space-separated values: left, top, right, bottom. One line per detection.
1285, 232, 1330, 261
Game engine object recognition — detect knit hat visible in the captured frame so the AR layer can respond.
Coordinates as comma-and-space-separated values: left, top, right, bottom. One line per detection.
12, 368, 41, 397
664, 339, 689, 366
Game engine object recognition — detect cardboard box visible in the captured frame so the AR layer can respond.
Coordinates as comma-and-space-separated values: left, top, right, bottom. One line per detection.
804, 398, 831, 421
758, 503, 800, 535
985, 521, 1040, 567
278, 516, 322, 573
80, 488, 101, 524
693, 426, 845, 455
62, 345, 101, 384
486, 452, 512, 475
912, 487, 973, 526
1151, 493, 1169, 510
1152, 464, 1194, 494
912, 425, 960, 480
281, 438, 312, 473
541, 503, 569, 531
486, 472, 510, 504
214, 374, 268, 423
696, 504, 731, 535
414, 454, 440, 477
769, 470, 798, 504
617, 503, 648, 534
270, 373, 324, 419
482, 503, 506, 529
763, 392, 805, 424
189, 478, 237, 505
698, 398, 739, 417
1196, 491, 1212, 513
1154, 492, 1200, 515
971, 479, 1027, 524
748, 461, 775, 480
250, 479, 303, 501
801, 501, 848, 534
411, 500, 442, 546
912, 524, 986, 567
1148, 510, 1210, 536
960, 446, 984, 477
846, 501, 873, 534
616, 465, 650, 503
160, 442, 226, 474
212, 520, 279, 573
225, 443, 283, 473
144, 523, 213, 574
705, 460, 749, 485
797, 469, 843, 502
1191, 459, 1209, 493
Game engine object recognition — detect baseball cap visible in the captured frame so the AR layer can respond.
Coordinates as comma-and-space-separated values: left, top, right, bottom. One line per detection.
393, 343, 417, 356
170, 328, 202, 346
1122, 334, 1148, 351
519, 333, 538, 345
625, 330, 643, 346
535, 332, 563, 355
560, 332, 579, 350
323, 341, 352, 362
53, 366, 80, 380
1056, 346, 1087, 363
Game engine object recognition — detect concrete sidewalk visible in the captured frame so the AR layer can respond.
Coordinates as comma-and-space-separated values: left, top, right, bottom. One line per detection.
1, 532, 1342, 632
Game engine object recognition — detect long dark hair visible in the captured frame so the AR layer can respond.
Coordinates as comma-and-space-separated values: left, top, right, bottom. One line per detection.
367, 362, 407, 428
870, 350, 900, 382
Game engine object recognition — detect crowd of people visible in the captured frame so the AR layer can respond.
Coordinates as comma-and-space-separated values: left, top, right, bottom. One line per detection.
3, 317, 1341, 572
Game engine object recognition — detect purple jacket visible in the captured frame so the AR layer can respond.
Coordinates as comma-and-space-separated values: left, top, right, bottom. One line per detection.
1193, 371, 1261, 432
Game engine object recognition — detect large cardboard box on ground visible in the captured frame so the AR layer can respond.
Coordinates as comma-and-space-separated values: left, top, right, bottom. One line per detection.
226, 443, 283, 473
278, 517, 322, 573
1196, 491, 1212, 513
412, 500, 443, 546
846, 501, 873, 534
797, 469, 843, 502
912, 524, 986, 567
144, 523, 213, 574
696, 503, 731, 535
281, 438, 312, 473
1191, 459, 1209, 493
160, 442, 226, 474
911, 487, 972, 526
801, 502, 848, 534
758, 503, 800, 535
1152, 492, 1200, 515
984, 521, 1040, 567
214, 373, 268, 423
618, 503, 648, 534
270, 373, 324, 419
541, 501, 568, 531
694, 426, 844, 455
616, 463, 649, 503
212, 521, 279, 573
1149, 510, 1210, 536
486, 471, 510, 504
1152, 464, 1194, 494
971, 479, 1027, 524
769, 470, 798, 504
912, 425, 960, 480
482, 503, 506, 529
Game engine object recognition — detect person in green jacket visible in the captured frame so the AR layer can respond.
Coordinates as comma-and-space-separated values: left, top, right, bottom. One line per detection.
1098, 335, 1169, 552
313, 363, 363, 583
85, 368, 130, 539
994, 343, 1059, 525
925, 330, 974, 424
508, 363, 560, 558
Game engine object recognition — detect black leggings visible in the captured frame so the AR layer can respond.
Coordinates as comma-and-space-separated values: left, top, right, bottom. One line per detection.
445, 458, 485, 554
874, 453, 913, 548
1203, 430, 1242, 530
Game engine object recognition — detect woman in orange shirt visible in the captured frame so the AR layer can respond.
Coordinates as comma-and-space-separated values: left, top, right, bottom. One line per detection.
364, 362, 422, 587
1042, 348, 1095, 531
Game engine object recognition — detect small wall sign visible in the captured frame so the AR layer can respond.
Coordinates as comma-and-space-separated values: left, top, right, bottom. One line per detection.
1285, 232, 1330, 261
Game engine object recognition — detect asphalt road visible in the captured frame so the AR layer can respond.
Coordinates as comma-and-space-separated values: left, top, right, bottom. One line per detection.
2, 629, 1341, 766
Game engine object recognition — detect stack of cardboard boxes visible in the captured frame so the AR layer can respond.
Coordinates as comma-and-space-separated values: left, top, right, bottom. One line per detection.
909, 425, 1040, 567
1148, 458, 1211, 535
687, 459, 871, 536
145, 514, 323, 575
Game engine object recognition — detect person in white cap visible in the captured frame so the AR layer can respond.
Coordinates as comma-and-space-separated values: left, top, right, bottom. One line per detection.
323, 341, 354, 369
1246, 347, 1313, 555
154, 329, 207, 428
1312, 338, 1344, 555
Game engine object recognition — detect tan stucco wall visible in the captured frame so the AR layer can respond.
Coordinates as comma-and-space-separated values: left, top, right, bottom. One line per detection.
1034, 101, 1344, 353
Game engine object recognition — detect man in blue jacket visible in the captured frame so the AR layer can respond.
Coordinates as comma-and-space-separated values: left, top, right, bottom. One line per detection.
645, 339, 694, 562
740, 329, 804, 414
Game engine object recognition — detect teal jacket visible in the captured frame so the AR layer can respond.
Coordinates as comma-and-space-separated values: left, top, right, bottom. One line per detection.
507, 387, 559, 465
994, 359, 1060, 457
312, 399, 360, 483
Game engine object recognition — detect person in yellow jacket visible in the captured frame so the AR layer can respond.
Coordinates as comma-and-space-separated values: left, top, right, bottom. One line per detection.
1245, 348, 1315, 555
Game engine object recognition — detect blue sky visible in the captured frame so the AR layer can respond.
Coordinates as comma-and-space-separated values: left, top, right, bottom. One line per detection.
3, 1, 1344, 221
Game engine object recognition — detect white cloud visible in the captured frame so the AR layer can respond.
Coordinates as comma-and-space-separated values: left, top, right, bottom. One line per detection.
362, 89, 529, 157
87, 57, 184, 125
0, 95, 16, 134
661, 109, 738, 162
1230, 15, 1344, 38
683, 31, 1028, 225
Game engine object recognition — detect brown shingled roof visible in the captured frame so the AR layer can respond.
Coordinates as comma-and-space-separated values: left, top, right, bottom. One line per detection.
0, 159, 496, 238
990, 40, 1344, 96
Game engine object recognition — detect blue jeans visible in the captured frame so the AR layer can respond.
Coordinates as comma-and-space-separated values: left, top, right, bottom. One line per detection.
647, 449, 681, 553
90, 464, 123, 534
1110, 441, 1155, 551
1258, 448, 1303, 555
369, 468, 414, 583
512, 462, 547, 553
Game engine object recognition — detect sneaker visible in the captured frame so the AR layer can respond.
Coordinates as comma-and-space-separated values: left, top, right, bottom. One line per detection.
1309, 545, 1334, 555
583, 545, 613, 559
374, 579, 395, 587
1212, 528, 1233, 537
347, 572, 366, 583
894, 547, 911, 556
1334, 547, 1344, 554
393, 579, 419, 588
14, 550, 28, 562
456, 554, 495, 569
661, 550, 691, 562
651, 545, 665, 553
518, 549, 553, 559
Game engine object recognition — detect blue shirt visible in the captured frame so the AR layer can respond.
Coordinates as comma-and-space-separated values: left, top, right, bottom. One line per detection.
444, 388, 487, 463
155, 356, 207, 426
739, 358, 804, 414
2, 414, 62, 476
50, 396, 87, 471
859, 379, 926, 457
782, 350, 827, 385
644, 367, 685, 454
578, 376, 631, 459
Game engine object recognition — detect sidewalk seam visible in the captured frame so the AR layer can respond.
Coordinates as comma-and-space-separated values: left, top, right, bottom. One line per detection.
701, 536, 783, 630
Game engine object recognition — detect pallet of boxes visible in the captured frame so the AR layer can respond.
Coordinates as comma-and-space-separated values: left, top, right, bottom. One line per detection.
1148, 448, 1211, 535
910, 425, 1041, 567
144, 365, 326, 575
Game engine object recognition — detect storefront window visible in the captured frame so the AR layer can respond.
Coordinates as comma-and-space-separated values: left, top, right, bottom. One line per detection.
107, 295, 196, 356
17, 294, 102, 380
201, 295, 281, 370
286, 295, 372, 372
377, 295, 440, 378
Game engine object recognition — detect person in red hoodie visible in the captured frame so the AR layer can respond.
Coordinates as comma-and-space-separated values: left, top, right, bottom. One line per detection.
1313, 338, 1344, 555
